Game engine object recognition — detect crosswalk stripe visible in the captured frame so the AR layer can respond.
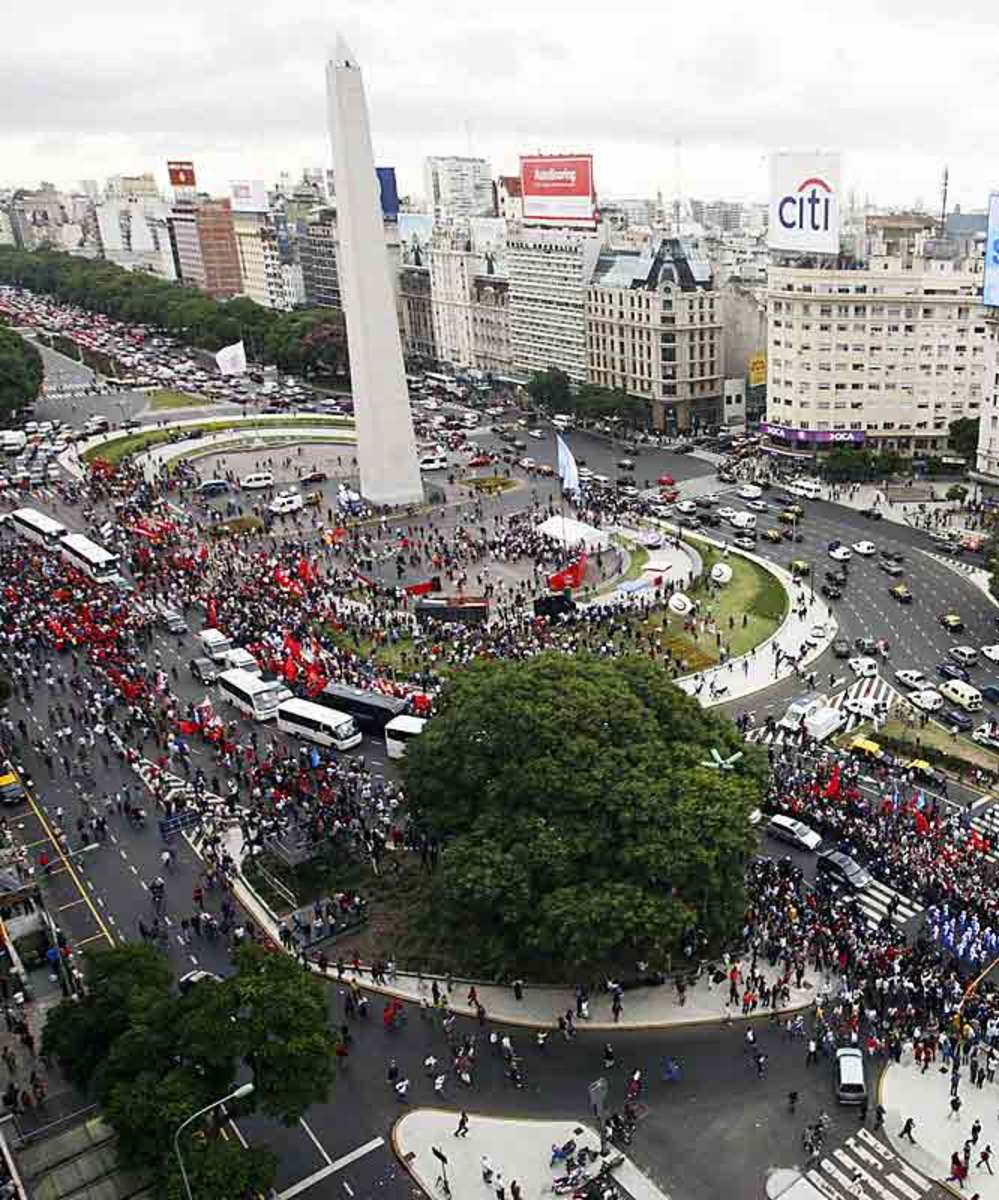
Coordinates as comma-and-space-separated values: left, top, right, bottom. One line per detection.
804, 1135, 931, 1200
747, 674, 903, 745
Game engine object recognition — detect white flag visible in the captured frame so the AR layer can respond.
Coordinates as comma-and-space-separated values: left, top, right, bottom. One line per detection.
215, 340, 247, 376
556, 433, 579, 492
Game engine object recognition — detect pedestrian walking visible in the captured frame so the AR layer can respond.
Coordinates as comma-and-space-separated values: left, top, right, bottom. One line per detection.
977, 1145, 994, 1175
494, 1170, 505, 1200
900, 1117, 916, 1143
972, 1119, 982, 1145
949, 1095, 963, 1119
454, 1111, 469, 1138
481, 1156, 494, 1185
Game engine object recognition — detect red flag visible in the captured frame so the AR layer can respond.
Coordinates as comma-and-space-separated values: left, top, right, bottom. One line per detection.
823, 766, 841, 800
206, 598, 218, 629
914, 811, 930, 836
283, 632, 302, 661
297, 558, 312, 583
282, 656, 299, 682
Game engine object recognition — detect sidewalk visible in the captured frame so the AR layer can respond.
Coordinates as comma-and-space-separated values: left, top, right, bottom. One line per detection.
881, 1054, 999, 1197
393, 1109, 673, 1200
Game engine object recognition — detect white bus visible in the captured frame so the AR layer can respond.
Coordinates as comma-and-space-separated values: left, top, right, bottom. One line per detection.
217, 669, 291, 721
8, 507, 68, 549
59, 532, 120, 583
276, 698, 362, 750
384, 715, 427, 760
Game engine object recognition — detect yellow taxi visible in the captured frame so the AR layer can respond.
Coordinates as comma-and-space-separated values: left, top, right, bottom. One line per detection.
0, 769, 26, 806
889, 583, 913, 604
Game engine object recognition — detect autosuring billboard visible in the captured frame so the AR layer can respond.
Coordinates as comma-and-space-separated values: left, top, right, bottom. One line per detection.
230, 179, 268, 213
167, 161, 196, 189
985, 193, 999, 308
520, 154, 596, 225
768, 153, 841, 254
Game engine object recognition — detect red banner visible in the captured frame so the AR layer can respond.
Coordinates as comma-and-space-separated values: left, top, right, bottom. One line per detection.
548, 554, 588, 592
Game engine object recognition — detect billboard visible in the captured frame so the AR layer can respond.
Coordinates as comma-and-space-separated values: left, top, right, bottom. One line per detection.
377, 167, 399, 220
520, 154, 595, 225
230, 179, 268, 213
985, 193, 999, 308
768, 153, 840, 254
761, 423, 864, 445
748, 352, 767, 389
398, 213, 434, 267
167, 161, 196, 189
470, 217, 508, 278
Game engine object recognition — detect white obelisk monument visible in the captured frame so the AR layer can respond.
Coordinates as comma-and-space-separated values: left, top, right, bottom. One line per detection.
326, 38, 423, 505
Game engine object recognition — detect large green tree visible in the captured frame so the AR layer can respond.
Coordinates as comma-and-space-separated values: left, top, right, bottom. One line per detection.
526, 367, 572, 413
404, 654, 765, 975
948, 417, 979, 462
0, 325, 43, 419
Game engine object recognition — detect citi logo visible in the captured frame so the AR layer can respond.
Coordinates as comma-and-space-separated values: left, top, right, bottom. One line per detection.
778, 177, 835, 233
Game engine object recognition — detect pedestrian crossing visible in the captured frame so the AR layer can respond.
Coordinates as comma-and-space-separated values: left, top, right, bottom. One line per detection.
747, 676, 903, 746
969, 804, 999, 864
856, 879, 923, 933
804, 1129, 933, 1200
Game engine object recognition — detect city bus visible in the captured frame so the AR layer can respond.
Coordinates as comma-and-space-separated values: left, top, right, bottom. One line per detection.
315, 682, 406, 735
59, 532, 120, 583
384, 715, 427, 760
217, 669, 291, 722
8, 507, 69, 549
276, 698, 362, 750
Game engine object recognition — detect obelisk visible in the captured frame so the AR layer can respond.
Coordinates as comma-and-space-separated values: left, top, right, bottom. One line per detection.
326, 38, 423, 505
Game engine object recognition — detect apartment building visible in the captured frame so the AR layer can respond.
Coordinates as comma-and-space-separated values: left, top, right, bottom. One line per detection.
299, 208, 340, 309
424, 156, 495, 221
232, 209, 287, 309
766, 237, 986, 454
429, 222, 511, 374
585, 238, 724, 431
398, 266, 436, 361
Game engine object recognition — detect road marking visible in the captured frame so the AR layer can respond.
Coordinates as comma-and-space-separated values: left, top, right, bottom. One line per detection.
76, 933, 106, 949
300, 1117, 333, 1165
57, 898, 86, 912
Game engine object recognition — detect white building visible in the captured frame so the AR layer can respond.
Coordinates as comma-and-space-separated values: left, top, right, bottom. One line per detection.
423, 156, 494, 221
974, 314, 999, 479
95, 196, 176, 278
233, 210, 288, 309
766, 230, 986, 456
429, 221, 511, 374
507, 225, 603, 382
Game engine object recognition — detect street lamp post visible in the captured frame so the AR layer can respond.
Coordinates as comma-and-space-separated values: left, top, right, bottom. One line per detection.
173, 1082, 254, 1200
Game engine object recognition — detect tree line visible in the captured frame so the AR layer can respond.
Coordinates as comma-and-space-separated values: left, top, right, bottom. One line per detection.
0, 246, 348, 381
526, 367, 649, 426
0, 321, 43, 420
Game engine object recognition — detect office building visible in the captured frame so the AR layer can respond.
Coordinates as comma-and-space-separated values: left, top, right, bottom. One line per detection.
105, 173, 160, 202
766, 228, 986, 455
0, 211, 15, 247
507, 225, 603, 382
586, 238, 724, 431
497, 176, 523, 222
233, 209, 287, 309
398, 265, 436, 361
430, 222, 511, 374
169, 198, 242, 298
95, 196, 176, 279
424, 156, 495, 221
299, 207, 340, 309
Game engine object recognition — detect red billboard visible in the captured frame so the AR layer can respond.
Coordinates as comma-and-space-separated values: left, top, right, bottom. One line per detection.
167, 161, 196, 188
520, 154, 595, 225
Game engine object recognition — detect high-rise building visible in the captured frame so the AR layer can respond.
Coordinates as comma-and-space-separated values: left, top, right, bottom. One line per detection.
0, 210, 14, 247
765, 230, 986, 455
327, 38, 422, 505
168, 198, 242, 298
105, 173, 160, 202
233, 209, 287, 309
398, 266, 436, 361
429, 221, 511, 374
586, 238, 724, 432
424, 156, 495, 221
299, 207, 340, 309
507, 225, 603, 382
95, 196, 176, 279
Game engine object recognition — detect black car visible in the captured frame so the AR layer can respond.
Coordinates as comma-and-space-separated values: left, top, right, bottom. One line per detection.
302, 469, 328, 484
825, 568, 847, 586
832, 638, 852, 658
981, 684, 999, 705
821, 584, 842, 600
878, 560, 904, 576
860, 508, 883, 520
881, 550, 904, 564
937, 661, 970, 683
701, 512, 722, 527
190, 657, 220, 685
617, 458, 636, 471
943, 708, 974, 732
816, 849, 871, 891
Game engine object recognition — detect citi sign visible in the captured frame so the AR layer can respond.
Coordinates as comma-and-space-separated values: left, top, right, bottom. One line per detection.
778, 177, 835, 235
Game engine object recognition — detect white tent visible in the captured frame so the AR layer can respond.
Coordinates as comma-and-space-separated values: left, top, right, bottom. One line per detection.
535, 515, 611, 552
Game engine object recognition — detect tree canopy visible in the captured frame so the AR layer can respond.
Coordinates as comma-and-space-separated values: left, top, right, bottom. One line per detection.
0, 246, 347, 380
948, 417, 979, 462
404, 654, 766, 975
42, 943, 336, 1196
526, 367, 572, 413
0, 324, 43, 419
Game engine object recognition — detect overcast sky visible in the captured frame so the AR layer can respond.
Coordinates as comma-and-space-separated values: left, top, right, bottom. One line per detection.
3, 0, 997, 212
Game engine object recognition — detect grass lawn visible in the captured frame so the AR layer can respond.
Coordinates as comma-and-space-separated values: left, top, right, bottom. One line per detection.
688, 541, 789, 658
83, 415, 354, 466
148, 388, 211, 411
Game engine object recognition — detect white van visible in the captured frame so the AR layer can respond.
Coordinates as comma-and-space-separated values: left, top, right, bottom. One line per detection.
938, 679, 983, 712
198, 628, 233, 662
790, 478, 822, 500
780, 693, 828, 732
218, 668, 291, 721
729, 511, 757, 531
241, 471, 274, 490
223, 647, 261, 676
269, 490, 304, 515
804, 706, 847, 742
835, 1047, 867, 1105
419, 454, 448, 472
552, 414, 573, 431
277, 698, 362, 749
385, 714, 427, 759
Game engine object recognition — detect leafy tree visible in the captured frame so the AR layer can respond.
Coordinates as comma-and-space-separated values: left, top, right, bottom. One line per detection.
948, 417, 979, 461
405, 654, 766, 974
526, 367, 572, 413
946, 483, 969, 502
0, 326, 43, 419
575, 384, 648, 426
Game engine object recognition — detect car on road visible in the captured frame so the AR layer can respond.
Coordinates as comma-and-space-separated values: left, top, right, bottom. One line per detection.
849, 656, 878, 678
717, 506, 737, 521
197, 479, 229, 497
158, 607, 188, 634
895, 668, 932, 690
852, 541, 877, 556
301, 469, 328, 484
844, 696, 886, 721
949, 645, 979, 667
178, 969, 223, 994
468, 453, 494, 467
910, 688, 944, 713
518, 457, 536, 470
661, 488, 680, 502
942, 708, 974, 732
617, 458, 636, 471
973, 723, 999, 748
746, 499, 768, 512
889, 583, 913, 604
657, 474, 675, 487
937, 661, 970, 683
816, 849, 872, 892
825, 568, 847, 586
860, 507, 883, 520
940, 612, 964, 632
763, 528, 783, 543
981, 645, 999, 664
832, 638, 852, 658
835, 1046, 868, 1107
829, 545, 852, 562
639, 530, 664, 549
528, 429, 544, 440
240, 471, 274, 490
781, 527, 804, 542
879, 559, 904, 576
980, 684, 999, 705
905, 758, 947, 789
821, 583, 842, 600
734, 535, 756, 551
881, 550, 904, 564
190, 657, 219, 685
766, 814, 823, 852
269, 490, 304, 515
676, 500, 698, 515
0, 770, 26, 806
778, 509, 800, 525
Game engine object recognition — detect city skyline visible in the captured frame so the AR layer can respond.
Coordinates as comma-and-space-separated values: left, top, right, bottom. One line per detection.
3, 0, 998, 211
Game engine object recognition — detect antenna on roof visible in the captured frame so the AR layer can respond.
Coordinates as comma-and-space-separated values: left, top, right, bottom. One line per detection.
939, 165, 949, 236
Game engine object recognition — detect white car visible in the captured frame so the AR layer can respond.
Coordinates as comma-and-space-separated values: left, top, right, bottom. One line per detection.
852, 541, 877, 556
737, 484, 762, 500
848, 656, 878, 678
973, 724, 999, 749
895, 668, 932, 690
949, 646, 979, 667
829, 545, 853, 562
746, 499, 769, 513
639, 530, 664, 549
717, 506, 737, 521
844, 696, 884, 720
518, 457, 536, 470
528, 429, 544, 440
676, 500, 698, 515
910, 688, 944, 714
804, 623, 829, 647
982, 645, 999, 664
269, 490, 303, 514
240, 471, 274, 490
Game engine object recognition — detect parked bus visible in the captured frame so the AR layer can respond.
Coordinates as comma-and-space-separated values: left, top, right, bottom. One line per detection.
217, 669, 290, 721
384, 715, 427, 759
276, 698, 362, 750
59, 532, 120, 583
315, 682, 406, 734
8, 507, 68, 549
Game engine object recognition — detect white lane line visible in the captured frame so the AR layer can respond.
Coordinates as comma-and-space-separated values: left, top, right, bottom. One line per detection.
276, 1137, 385, 1200
299, 1116, 334, 1165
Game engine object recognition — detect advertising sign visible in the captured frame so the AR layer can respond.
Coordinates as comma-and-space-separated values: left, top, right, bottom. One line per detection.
761, 423, 864, 445
399, 214, 434, 267
470, 217, 508, 278
230, 179, 268, 213
376, 167, 400, 220
748, 352, 767, 389
520, 154, 596, 225
768, 153, 840, 254
167, 161, 196, 189
985, 193, 999, 308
